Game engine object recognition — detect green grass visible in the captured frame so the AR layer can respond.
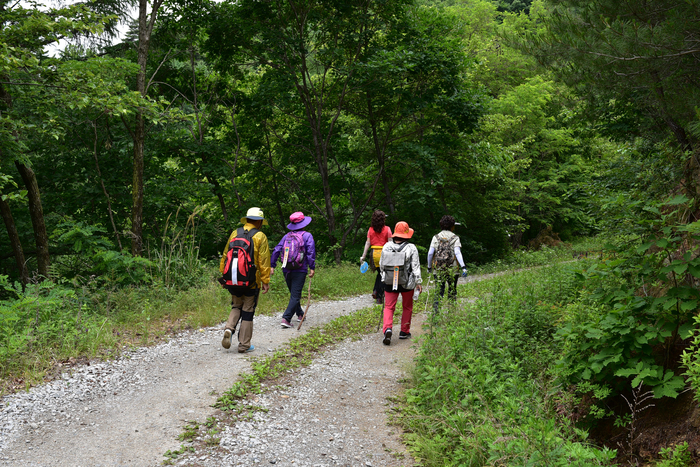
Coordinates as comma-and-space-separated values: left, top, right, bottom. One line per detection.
398, 262, 617, 466
0, 261, 375, 395
469, 236, 606, 275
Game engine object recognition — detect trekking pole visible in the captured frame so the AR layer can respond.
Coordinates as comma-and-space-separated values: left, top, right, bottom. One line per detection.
297, 277, 312, 331
376, 294, 384, 332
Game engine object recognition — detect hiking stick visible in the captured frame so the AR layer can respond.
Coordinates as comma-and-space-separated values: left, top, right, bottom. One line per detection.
376, 294, 384, 332
297, 277, 312, 330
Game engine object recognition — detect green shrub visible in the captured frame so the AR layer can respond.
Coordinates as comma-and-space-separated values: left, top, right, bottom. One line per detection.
656, 442, 692, 467
554, 226, 698, 402
400, 263, 616, 466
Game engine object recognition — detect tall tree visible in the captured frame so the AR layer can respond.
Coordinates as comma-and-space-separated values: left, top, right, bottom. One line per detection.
0, 175, 29, 286
125, 0, 165, 255
207, 0, 413, 262
0, 0, 109, 279
514, 0, 700, 202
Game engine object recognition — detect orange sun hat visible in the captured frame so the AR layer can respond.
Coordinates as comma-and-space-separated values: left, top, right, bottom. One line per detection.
392, 221, 414, 239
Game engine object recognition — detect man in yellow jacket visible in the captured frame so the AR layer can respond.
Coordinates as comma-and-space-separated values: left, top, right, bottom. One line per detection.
219, 207, 271, 353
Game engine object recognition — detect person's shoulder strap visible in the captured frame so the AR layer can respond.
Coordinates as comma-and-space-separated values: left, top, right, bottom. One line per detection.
243, 227, 259, 239
397, 241, 409, 252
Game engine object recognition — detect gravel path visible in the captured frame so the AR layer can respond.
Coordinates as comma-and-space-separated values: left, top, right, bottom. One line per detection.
173, 315, 424, 467
0, 292, 424, 467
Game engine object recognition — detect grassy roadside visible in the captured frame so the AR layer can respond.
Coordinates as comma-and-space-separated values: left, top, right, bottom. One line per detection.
396, 260, 617, 466
0, 262, 374, 395
469, 237, 605, 275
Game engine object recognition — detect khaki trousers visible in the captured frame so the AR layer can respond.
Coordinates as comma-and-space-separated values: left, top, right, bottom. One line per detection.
226, 287, 259, 352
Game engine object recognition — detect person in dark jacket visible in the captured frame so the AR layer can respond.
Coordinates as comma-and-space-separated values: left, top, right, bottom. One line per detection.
270, 212, 316, 328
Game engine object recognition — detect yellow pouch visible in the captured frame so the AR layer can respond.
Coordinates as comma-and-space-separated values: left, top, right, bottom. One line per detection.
371, 246, 383, 269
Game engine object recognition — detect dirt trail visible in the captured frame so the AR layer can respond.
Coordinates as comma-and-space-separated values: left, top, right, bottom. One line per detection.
0, 292, 427, 467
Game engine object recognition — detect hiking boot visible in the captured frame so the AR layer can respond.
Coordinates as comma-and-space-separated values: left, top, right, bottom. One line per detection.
372, 291, 377, 300
221, 329, 232, 349
281, 318, 292, 328
376, 297, 383, 304
399, 331, 411, 339
383, 328, 392, 346
238, 344, 255, 353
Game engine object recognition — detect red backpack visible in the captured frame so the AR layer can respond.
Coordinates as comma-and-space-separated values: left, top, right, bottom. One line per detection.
221, 227, 259, 291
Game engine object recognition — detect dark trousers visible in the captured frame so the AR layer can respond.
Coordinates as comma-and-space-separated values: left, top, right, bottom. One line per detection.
433, 272, 458, 312
373, 271, 385, 301
283, 271, 307, 321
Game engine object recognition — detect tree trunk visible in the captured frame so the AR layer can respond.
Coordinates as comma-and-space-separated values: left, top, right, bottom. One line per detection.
130, 0, 163, 256
312, 136, 339, 263
15, 161, 50, 279
131, 112, 145, 256
0, 193, 29, 287
265, 130, 286, 231
92, 121, 123, 251
366, 93, 395, 216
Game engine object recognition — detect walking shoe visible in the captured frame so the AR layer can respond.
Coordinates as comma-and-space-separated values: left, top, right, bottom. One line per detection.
399, 331, 411, 339
221, 329, 232, 349
296, 314, 303, 322
238, 344, 255, 353
383, 328, 392, 346
281, 318, 292, 328
376, 297, 382, 304
372, 291, 377, 300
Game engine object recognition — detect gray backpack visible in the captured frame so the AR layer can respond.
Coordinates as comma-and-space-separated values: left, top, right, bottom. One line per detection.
382, 242, 411, 290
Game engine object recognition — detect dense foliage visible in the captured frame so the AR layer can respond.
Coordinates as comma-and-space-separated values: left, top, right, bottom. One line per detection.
2, 0, 700, 463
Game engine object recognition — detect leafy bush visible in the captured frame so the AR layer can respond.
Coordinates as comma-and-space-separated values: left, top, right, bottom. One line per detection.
50, 218, 154, 286
656, 442, 692, 467
0, 280, 113, 378
555, 222, 700, 402
400, 263, 616, 466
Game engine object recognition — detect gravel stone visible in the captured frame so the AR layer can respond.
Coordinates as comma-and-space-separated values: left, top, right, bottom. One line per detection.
0, 294, 418, 466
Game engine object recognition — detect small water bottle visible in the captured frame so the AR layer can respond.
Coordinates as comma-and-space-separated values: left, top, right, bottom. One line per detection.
413, 288, 420, 300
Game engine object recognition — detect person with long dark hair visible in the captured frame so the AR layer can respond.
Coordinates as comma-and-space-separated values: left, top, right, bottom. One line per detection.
360, 210, 392, 304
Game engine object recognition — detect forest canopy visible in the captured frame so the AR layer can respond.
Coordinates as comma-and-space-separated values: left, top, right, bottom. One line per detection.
0, 0, 690, 279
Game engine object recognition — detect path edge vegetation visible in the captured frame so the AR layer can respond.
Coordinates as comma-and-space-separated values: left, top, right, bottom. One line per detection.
162, 302, 385, 464
0, 262, 375, 396
162, 242, 605, 465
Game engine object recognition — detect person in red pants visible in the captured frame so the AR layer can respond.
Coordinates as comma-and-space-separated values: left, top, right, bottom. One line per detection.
378, 221, 422, 345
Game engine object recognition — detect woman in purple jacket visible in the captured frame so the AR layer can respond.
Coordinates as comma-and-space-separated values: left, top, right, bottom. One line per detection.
270, 212, 316, 328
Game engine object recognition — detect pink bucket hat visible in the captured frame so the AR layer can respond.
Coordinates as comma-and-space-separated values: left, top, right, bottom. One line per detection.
287, 211, 312, 230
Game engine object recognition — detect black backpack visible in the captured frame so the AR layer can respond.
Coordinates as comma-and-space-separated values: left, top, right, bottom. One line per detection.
221, 227, 259, 292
